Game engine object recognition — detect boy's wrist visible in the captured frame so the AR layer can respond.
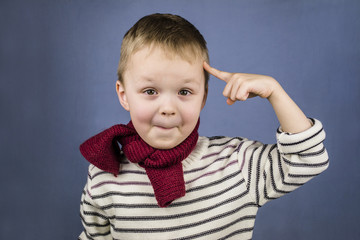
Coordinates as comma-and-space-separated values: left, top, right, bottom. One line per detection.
267, 79, 284, 103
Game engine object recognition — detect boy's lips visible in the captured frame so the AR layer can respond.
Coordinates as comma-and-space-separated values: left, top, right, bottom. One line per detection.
155, 125, 176, 130
153, 120, 180, 130
153, 122, 180, 131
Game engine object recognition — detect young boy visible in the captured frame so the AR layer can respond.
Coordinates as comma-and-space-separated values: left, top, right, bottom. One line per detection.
79, 13, 329, 240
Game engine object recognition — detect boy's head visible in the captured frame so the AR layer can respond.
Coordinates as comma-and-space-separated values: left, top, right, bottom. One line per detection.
116, 14, 209, 149
117, 13, 209, 89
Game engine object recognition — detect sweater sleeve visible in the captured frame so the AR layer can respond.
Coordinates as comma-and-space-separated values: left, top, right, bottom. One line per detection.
79, 165, 112, 240
241, 118, 329, 206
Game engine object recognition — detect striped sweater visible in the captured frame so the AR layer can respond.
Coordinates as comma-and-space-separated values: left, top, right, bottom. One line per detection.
79, 119, 329, 240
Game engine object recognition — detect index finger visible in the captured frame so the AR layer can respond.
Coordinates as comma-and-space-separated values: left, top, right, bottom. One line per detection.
203, 62, 231, 83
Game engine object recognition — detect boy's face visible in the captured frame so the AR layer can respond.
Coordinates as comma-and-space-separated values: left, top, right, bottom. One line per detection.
116, 46, 207, 149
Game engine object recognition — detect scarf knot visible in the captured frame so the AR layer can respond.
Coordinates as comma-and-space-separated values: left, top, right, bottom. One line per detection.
80, 120, 199, 207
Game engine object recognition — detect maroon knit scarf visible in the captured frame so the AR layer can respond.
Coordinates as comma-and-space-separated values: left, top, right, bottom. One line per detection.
79, 120, 199, 207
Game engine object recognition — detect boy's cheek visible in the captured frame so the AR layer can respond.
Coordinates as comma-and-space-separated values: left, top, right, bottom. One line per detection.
180, 102, 203, 117
130, 104, 153, 122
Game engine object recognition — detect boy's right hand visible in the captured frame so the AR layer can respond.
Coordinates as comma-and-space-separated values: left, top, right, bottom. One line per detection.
203, 62, 312, 133
203, 62, 281, 105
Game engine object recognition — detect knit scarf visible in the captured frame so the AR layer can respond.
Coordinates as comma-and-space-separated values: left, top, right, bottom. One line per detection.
79, 120, 199, 207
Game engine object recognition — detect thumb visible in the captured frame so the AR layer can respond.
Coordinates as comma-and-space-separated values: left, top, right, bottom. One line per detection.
226, 98, 236, 105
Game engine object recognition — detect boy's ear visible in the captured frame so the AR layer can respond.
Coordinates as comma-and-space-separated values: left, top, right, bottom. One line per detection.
116, 80, 130, 111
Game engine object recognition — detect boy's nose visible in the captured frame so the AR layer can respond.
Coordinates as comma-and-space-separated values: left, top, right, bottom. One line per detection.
160, 106, 176, 116
159, 99, 176, 116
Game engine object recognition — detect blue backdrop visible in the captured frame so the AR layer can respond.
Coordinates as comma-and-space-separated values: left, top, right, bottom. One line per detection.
1, 0, 359, 239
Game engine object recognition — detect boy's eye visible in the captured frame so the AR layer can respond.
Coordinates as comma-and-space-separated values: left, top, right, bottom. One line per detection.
179, 89, 191, 96
144, 89, 157, 95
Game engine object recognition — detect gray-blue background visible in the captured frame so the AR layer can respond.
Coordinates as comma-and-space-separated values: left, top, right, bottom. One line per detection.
1, 0, 359, 239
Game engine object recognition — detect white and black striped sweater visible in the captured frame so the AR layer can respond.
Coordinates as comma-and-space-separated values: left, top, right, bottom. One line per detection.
79, 119, 329, 240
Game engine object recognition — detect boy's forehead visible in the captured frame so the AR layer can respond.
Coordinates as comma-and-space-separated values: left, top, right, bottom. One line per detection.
132, 44, 203, 65
126, 46, 202, 75
124, 46, 205, 85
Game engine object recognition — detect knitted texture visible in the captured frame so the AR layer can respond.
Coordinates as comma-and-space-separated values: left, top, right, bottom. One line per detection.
80, 120, 199, 207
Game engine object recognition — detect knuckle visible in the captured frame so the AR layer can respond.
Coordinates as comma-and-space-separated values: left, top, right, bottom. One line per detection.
229, 75, 238, 82
236, 92, 243, 100
237, 92, 247, 101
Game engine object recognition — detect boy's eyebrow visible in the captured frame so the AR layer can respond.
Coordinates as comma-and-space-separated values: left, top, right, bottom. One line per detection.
138, 76, 199, 84
136, 76, 155, 83
183, 78, 196, 83
181, 78, 203, 87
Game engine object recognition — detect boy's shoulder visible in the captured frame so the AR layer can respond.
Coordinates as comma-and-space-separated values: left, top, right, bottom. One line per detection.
200, 135, 253, 149
206, 135, 247, 144
195, 135, 256, 157
86, 164, 113, 182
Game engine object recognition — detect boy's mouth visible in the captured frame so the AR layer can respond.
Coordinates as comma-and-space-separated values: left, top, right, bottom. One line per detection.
153, 123, 179, 131
153, 121, 180, 130
155, 125, 175, 130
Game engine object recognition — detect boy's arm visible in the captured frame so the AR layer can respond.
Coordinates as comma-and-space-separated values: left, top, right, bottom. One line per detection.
204, 62, 329, 206
203, 62, 311, 133
79, 166, 112, 240
267, 84, 312, 133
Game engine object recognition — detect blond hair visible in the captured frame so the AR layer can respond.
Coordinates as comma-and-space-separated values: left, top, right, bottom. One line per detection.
117, 13, 209, 88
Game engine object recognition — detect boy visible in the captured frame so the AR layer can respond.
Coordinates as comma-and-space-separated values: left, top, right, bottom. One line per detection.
79, 13, 329, 240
